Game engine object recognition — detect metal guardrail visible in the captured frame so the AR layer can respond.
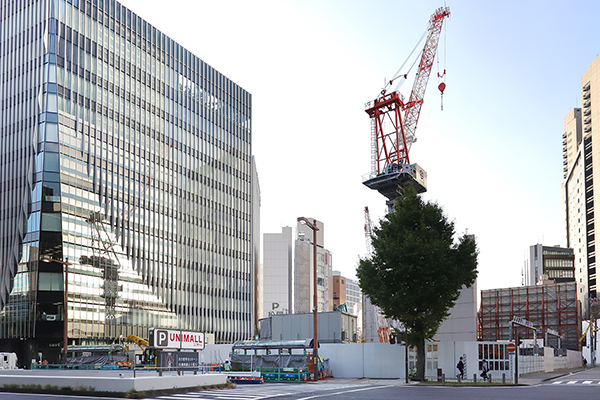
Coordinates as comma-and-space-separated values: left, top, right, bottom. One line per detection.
254, 367, 309, 382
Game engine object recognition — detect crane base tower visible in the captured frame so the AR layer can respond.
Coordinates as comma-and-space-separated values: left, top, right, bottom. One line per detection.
363, 163, 427, 211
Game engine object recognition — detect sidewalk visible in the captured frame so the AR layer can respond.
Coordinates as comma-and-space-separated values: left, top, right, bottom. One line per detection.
517, 366, 587, 385
321, 366, 589, 386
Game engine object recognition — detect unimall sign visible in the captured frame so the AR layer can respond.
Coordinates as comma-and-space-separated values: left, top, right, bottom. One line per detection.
150, 328, 205, 350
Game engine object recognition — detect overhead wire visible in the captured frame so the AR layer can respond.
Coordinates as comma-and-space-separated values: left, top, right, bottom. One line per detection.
379, 26, 429, 98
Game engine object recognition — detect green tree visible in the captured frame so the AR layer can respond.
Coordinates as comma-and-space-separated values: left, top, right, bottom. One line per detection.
357, 185, 478, 381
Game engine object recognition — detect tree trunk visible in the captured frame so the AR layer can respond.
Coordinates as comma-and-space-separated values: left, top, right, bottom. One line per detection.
415, 332, 426, 381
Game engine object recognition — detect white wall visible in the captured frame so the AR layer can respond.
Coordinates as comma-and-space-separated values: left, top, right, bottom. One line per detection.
320, 343, 405, 379
434, 283, 477, 342
204, 342, 581, 380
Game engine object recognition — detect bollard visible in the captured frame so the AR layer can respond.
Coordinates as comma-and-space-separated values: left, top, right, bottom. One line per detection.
159, 369, 163, 377
473, 373, 477, 383
442, 373, 445, 384
458, 374, 461, 383
489, 375, 492, 384
502, 373, 505, 384
194, 370, 197, 375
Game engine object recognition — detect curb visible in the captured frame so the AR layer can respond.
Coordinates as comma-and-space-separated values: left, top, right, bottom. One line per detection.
539, 368, 586, 382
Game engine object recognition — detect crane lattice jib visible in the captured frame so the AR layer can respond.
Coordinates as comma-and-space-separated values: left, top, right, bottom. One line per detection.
364, 206, 374, 254
402, 6, 450, 152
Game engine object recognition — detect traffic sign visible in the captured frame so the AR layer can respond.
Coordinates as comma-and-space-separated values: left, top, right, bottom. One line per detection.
506, 343, 516, 353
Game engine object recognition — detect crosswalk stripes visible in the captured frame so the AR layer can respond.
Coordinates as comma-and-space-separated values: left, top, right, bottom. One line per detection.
149, 384, 367, 400
550, 380, 600, 386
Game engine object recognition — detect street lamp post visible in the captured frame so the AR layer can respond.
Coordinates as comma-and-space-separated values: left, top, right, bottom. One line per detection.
298, 217, 320, 381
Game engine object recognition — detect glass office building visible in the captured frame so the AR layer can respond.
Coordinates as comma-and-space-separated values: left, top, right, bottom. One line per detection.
0, 0, 255, 363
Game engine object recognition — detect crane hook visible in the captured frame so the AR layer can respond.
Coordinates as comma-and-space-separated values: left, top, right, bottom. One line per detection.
438, 82, 446, 111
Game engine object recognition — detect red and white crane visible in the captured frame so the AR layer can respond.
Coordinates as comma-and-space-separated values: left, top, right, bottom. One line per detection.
363, 6, 450, 206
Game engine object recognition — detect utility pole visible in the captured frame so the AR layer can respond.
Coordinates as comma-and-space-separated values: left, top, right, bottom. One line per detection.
514, 334, 519, 385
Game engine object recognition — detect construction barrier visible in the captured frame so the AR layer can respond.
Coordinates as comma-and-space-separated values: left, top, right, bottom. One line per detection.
258, 367, 309, 382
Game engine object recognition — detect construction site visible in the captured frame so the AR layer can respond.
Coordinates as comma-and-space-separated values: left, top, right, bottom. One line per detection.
360, 6, 452, 342
478, 282, 580, 351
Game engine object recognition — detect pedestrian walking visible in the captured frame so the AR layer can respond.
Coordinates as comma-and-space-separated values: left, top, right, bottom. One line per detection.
456, 357, 465, 379
480, 359, 489, 381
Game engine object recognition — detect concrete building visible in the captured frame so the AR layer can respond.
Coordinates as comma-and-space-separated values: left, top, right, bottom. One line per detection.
433, 283, 478, 342
332, 271, 346, 310
294, 219, 333, 313
262, 227, 293, 319
252, 160, 262, 337
345, 277, 362, 316
563, 55, 600, 318
0, 0, 257, 363
522, 244, 575, 286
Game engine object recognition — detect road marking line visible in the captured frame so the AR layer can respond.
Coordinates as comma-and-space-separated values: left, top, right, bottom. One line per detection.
567, 380, 578, 384
552, 381, 563, 384
296, 385, 394, 400
583, 381, 593, 384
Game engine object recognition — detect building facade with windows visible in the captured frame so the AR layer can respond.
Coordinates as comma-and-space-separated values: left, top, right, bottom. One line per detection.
563, 55, 600, 318
332, 271, 346, 310
522, 244, 575, 286
294, 219, 333, 314
262, 227, 292, 319
345, 277, 361, 316
0, 0, 256, 363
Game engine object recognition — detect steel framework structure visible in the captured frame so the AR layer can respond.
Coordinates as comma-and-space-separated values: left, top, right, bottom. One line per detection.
479, 283, 580, 350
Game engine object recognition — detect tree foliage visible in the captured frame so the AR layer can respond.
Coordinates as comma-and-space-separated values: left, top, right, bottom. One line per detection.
357, 185, 478, 380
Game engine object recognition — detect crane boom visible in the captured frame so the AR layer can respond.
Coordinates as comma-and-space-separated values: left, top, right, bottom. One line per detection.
403, 6, 450, 153
125, 334, 149, 352
363, 7, 449, 207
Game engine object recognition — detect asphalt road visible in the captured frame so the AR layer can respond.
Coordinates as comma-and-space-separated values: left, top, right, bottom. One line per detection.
2, 368, 600, 400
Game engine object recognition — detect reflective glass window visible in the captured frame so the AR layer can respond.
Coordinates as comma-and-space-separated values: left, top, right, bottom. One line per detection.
41, 213, 61, 231
38, 272, 63, 291
44, 152, 60, 172
42, 182, 61, 201
46, 123, 59, 142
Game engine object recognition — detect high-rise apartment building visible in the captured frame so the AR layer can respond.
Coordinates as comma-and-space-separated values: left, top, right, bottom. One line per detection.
262, 227, 292, 319
563, 55, 600, 318
0, 0, 257, 363
522, 244, 575, 286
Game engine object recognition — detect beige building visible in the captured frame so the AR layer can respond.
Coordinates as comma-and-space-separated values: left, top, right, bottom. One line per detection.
332, 271, 347, 310
293, 219, 333, 314
563, 55, 600, 318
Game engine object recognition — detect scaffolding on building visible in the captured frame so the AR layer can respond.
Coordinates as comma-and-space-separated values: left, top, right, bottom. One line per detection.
479, 282, 580, 350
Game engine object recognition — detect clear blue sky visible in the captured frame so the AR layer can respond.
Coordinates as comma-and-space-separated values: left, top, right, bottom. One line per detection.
120, 0, 600, 294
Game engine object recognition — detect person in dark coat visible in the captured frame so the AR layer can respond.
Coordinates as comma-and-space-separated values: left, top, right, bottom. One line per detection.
456, 357, 465, 379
